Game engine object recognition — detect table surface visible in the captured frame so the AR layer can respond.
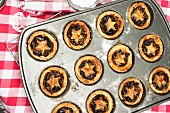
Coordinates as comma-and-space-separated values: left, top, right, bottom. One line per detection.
0, 0, 170, 113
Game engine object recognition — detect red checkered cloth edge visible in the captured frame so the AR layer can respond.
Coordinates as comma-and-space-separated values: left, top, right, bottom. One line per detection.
0, 0, 170, 113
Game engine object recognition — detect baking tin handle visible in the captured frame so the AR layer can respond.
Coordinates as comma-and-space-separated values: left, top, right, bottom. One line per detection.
6, 36, 20, 66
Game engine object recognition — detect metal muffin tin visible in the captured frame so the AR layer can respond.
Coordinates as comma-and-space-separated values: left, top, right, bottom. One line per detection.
18, 0, 170, 112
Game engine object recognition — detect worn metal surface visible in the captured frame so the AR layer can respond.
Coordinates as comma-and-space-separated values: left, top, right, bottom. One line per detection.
18, 0, 170, 112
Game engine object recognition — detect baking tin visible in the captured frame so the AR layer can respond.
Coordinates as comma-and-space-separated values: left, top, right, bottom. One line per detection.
18, 0, 170, 112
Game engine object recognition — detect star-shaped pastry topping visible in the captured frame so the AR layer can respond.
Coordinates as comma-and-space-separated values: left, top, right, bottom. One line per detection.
71, 29, 84, 44
81, 62, 95, 77
145, 42, 158, 56
35, 40, 50, 55
124, 86, 138, 100
132, 8, 145, 21
114, 52, 126, 66
153, 75, 167, 88
47, 75, 61, 90
105, 18, 117, 31
94, 98, 107, 111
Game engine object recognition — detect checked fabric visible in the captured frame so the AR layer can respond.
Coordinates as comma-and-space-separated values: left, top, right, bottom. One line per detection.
0, 0, 170, 113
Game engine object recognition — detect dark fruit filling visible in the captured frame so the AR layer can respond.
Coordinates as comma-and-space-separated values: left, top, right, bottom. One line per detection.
79, 60, 97, 80
142, 38, 160, 57
152, 71, 169, 91
131, 6, 148, 26
30, 35, 54, 57
121, 81, 140, 102
43, 70, 64, 93
67, 24, 87, 46
57, 107, 73, 113
112, 49, 130, 67
90, 94, 109, 113
100, 15, 119, 36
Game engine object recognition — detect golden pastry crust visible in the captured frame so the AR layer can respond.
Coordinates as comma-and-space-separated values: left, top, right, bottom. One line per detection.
138, 34, 163, 62
149, 66, 170, 94
74, 55, 103, 85
52, 101, 82, 113
108, 44, 133, 73
63, 20, 92, 50
118, 77, 144, 106
86, 89, 114, 113
97, 10, 124, 39
128, 2, 151, 29
39, 66, 69, 97
27, 30, 58, 61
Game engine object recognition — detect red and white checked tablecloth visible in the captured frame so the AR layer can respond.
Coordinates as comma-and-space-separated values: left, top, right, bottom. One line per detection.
0, 0, 170, 113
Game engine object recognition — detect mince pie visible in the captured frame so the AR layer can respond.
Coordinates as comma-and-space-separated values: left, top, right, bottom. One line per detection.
86, 89, 115, 113
138, 34, 163, 62
128, 1, 151, 29
27, 30, 58, 61
39, 66, 69, 97
96, 10, 124, 39
74, 55, 103, 85
108, 44, 134, 73
149, 66, 170, 94
119, 77, 145, 106
63, 20, 92, 50
52, 101, 82, 113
